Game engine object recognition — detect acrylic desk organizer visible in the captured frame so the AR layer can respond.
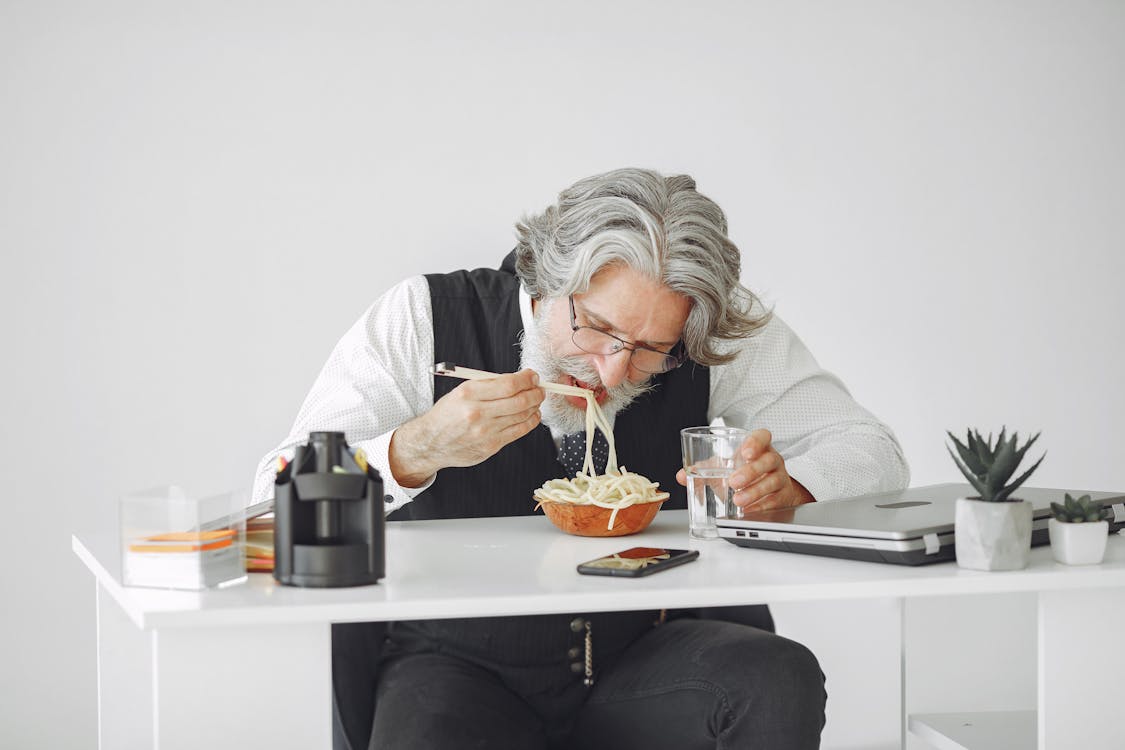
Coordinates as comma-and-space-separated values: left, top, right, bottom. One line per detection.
120, 486, 248, 590
273, 431, 385, 588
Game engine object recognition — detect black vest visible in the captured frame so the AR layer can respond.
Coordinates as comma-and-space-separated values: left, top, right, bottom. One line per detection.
388, 251, 708, 522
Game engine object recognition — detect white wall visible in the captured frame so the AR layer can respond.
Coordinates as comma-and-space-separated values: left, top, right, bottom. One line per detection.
3, 1, 1123, 747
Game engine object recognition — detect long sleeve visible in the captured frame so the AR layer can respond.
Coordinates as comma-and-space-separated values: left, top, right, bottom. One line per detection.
708, 310, 910, 502
249, 276, 436, 514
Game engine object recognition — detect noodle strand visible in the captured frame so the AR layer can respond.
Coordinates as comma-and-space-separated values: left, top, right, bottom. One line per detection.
535, 389, 667, 530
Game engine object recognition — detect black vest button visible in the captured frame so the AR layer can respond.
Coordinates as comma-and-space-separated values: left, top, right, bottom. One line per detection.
567, 646, 581, 659
570, 617, 586, 632
570, 662, 584, 674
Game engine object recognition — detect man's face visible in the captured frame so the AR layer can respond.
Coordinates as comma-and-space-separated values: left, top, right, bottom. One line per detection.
520, 263, 692, 434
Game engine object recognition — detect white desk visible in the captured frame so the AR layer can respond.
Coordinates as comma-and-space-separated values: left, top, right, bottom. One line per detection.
74, 511, 1125, 749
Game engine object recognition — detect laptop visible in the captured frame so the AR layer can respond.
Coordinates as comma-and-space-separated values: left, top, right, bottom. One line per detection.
717, 483, 1125, 565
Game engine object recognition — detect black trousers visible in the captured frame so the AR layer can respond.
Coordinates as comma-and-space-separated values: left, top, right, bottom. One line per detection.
369, 618, 826, 750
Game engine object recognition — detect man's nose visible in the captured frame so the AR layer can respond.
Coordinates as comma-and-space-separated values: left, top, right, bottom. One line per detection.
593, 351, 633, 389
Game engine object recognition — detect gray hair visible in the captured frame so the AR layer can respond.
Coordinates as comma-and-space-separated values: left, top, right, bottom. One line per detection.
514, 167, 771, 366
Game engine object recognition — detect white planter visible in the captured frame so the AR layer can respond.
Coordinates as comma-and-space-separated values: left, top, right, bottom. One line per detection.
954, 497, 1033, 571
1048, 518, 1109, 565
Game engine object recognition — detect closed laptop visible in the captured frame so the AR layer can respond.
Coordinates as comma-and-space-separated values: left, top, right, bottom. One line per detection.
717, 483, 1125, 565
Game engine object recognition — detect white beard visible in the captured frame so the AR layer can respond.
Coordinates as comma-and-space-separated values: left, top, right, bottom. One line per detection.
519, 298, 654, 435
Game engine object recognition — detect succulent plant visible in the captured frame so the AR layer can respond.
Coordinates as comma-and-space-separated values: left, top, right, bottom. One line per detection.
946, 427, 1045, 502
1050, 493, 1107, 523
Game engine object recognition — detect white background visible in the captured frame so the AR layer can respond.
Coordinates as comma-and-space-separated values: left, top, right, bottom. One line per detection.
2, 1, 1123, 747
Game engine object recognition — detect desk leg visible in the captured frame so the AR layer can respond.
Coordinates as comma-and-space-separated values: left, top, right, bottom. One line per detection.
96, 582, 332, 750
1038, 588, 1125, 749
97, 582, 155, 749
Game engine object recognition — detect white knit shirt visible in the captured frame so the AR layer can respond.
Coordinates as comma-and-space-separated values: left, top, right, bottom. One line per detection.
251, 276, 910, 513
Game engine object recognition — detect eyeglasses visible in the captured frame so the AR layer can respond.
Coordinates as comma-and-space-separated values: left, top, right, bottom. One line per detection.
568, 296, 687, 375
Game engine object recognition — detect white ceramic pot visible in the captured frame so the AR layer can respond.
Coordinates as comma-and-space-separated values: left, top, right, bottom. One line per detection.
1048, 518, 1109, 565
954, 497, 1033, 571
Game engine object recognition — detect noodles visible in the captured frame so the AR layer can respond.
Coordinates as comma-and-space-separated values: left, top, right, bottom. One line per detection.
430, 364, 666, 529
534, 389, 669, 530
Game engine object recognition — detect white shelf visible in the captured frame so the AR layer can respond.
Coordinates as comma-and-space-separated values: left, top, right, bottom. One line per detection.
909, 711, 1035, 750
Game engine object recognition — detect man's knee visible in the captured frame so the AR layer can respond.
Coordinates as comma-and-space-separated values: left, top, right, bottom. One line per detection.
572, 622, 825, 749
752, 633, 825, 706
682, 620, 825, 709
699, 623, 826, 743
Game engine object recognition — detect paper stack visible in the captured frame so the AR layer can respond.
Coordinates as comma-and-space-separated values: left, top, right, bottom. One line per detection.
124, 529, 244, 589
245, 516, 275, 572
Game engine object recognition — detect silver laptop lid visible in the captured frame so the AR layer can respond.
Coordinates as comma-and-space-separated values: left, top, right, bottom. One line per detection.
716, 483, 1125, 541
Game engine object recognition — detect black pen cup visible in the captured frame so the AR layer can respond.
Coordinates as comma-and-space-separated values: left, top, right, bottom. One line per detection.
273, 431, 385, 587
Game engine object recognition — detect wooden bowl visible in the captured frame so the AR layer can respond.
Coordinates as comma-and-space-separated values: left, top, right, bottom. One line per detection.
538, 499, 667, 537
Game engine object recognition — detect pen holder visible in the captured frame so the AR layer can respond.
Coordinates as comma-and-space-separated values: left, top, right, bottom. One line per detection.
273, 431, 385, 587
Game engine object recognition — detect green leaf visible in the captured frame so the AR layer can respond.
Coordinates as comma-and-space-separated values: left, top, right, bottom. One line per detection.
947, 446, 988, 497
1083, 499, 1104, 522
1011, 432, 1042, 477
986, 432, 1020, 491
949, 431, 987, 475
993, 453, 1046, 502
973, 429, 994, 464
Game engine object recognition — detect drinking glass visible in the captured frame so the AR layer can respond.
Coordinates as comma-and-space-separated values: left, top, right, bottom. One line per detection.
680, 426, 749, 540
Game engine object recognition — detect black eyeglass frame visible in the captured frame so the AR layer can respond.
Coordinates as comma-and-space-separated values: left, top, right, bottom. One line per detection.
567, 295, 688, 375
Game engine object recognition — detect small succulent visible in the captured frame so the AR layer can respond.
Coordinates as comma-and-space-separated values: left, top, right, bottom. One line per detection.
946, 427, 1045, 502
1050, 493, 1107, 523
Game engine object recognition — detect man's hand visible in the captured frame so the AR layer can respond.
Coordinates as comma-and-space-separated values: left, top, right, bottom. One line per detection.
389, 369, 544, 488
676, 428, 815, 511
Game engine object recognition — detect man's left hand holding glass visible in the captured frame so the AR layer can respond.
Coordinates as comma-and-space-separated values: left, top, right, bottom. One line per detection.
676, 428, 815, 511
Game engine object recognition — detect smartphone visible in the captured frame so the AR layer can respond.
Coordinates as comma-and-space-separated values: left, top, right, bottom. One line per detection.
576, 547, 700, 578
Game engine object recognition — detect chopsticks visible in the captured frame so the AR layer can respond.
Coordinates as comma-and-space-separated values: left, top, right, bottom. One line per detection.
430, 362, 591, 398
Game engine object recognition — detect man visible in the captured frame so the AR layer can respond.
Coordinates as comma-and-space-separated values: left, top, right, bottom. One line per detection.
254, 168, 909, 749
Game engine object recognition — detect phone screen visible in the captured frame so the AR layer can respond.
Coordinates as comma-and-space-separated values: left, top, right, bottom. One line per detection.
576, 547, 700, 578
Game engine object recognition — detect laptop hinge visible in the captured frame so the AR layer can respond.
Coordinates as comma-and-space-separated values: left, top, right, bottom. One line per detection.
1112, 502, 1125, 524
923, 533, 941, 555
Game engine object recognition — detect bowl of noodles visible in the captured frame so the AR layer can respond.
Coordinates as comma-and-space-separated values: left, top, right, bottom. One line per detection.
534, 471, 669, 537
533, 382, 669, 536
